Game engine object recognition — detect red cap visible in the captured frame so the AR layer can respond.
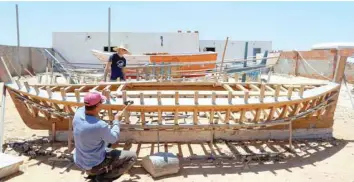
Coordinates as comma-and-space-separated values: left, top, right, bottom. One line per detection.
84, 92, 106, 106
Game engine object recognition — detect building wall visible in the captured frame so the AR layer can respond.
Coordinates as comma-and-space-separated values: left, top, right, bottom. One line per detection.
0, 45, 50, 82
199, 40, 272, 61
274, 49, 354, 83
52, 32, 200, 64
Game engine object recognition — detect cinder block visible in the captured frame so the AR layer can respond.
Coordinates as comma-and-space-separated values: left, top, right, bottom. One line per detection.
0, 153, 24, 179
141, 152, 180, 178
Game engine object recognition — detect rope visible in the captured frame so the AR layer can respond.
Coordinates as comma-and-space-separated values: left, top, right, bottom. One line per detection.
294, 50, 332, 80
10, 87, 337, 128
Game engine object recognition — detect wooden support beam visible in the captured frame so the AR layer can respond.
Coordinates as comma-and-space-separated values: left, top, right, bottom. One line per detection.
260, 84, 265, 103
174, 110, 179, 125
23, 82, 30, 92
46, 87, 52, 99
193, 109, 198, 125
287, 86, 293, 100
157, 92, 162, 105
210, 110, 214, 124
140, 92, 144, 105
122, 91, 127, 103
275, 85, 280, 101
194, 91, 199, 105
253, 109, 261, 122
235, 84, 247, 91
249, 84, 260, 91
212, 91, 216, 105
74, 89, 80, 102
60, 88, 66, 101
228, 91, 232, 104
15, 80, 22, 89
34, 85, 40, 95
234, 74, 239, 82
244, 90, 249, 104
175, 91, 179, 105
267, 106, 275, 121
222, 84, 234, 92
117, 84, 126, 92
299, 85, 305, 98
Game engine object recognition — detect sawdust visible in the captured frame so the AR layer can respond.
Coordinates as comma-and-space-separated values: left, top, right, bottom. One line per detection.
2, 76, 354, 182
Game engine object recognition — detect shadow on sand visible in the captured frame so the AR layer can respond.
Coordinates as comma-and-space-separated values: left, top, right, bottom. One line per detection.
1, 137, 352, 181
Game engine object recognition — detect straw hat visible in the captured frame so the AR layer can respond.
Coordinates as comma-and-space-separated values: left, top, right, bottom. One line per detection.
113, 44, 130, 54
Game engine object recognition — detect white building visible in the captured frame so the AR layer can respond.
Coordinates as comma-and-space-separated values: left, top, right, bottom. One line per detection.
52, 32, 272, 64
199, 40, 272, 61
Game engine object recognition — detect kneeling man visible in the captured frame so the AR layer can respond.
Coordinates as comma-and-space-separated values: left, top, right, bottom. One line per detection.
73, 92, 137, 181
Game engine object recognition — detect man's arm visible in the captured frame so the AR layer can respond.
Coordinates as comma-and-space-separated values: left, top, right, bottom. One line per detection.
103, 55, 113, 81
100, 120, 120, 144
122, 58, 127, 78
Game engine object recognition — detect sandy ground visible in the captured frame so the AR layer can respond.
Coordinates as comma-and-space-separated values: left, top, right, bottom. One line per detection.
1, 75, 354, 182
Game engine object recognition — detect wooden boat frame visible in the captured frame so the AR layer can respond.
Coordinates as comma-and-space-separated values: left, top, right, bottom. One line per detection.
3, 55, 347, 151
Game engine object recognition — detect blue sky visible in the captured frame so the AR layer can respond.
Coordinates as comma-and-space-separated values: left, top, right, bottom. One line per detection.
0, 1, 353, 50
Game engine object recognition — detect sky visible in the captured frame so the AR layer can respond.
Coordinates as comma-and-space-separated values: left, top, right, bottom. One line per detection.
0, 1, 354, 50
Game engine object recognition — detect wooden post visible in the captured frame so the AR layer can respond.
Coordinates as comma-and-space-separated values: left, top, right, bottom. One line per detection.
333, 56, 347, 83
294, 51, 299, 76
332, 49, 338, 80
0, 86, 7, 152
242, 42, 248, 82
218, 37, 229, 79
327, 55, 348, 118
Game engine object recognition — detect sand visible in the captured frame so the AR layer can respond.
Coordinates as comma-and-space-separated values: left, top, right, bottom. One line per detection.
1, 75, 354, 182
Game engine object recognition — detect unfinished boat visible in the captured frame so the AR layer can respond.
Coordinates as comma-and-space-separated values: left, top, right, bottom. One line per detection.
5, 77, 340, 147
91, 50, 218, 78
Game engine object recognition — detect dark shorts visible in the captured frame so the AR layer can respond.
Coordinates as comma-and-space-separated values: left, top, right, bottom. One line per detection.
86, 149, 137, 180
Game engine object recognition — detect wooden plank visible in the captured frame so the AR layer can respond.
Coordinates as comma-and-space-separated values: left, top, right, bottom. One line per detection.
253, 109, 261, 122
275, 85, 280, 101
23, 82, 30, 92
33, 85, 40, 95
60, 88, 66, 101
174, 110, 178, 125
249, 84, 260, 91
222, 84, 234, 92
244, 91, 249, 104
210, 110, 214, 124
235, 84, 247, 91
193, 109, 198, 125
175, 91, 179, 105
234, 74, 239, 82
299, 85, 305, 97
267, 106, 275, 120
287, 86, 293, 100
74, 89, 80, 102
212, 91, 216, 105
117, 84, 126, 92
279, 105, 289, 119
228, 91, 232, 104
260, 84, 265, 103
265, 85, 275, 92
194, 91, 199, 105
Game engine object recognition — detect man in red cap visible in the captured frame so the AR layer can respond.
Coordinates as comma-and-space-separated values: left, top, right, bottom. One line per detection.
73, 91, 137, 181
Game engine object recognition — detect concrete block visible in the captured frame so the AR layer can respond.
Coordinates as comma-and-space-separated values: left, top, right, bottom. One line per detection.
0, 153, 24, 179
141, 152, 180, 178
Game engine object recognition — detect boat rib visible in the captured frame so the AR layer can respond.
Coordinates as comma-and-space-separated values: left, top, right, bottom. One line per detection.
6, 81, 339, 131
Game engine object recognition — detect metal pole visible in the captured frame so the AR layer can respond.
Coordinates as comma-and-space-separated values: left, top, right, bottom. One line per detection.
16, 4, 21, 78
242, 42, 248, 82
0, 86, 7, 153
108, 7, 111, 52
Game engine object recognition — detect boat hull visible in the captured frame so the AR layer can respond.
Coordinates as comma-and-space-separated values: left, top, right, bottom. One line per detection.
6, 81, 340, 132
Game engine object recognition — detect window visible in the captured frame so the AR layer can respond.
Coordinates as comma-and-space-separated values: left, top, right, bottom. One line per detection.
253, 48, 261, 63
204, 47, 216, 52
103, 46, 116, 52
